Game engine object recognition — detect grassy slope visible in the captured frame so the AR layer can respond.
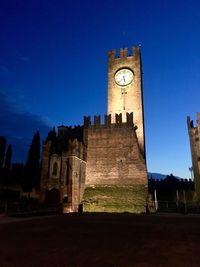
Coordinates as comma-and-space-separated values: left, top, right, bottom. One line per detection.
83, 185, 148, 213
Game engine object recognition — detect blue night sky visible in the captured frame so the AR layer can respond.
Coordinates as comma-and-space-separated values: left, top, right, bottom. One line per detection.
0, 0, 200, 178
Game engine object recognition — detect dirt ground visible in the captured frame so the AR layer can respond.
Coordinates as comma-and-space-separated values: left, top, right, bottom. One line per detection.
0, 213, 200, 267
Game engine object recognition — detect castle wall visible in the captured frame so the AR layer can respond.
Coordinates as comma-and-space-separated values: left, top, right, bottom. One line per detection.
83, 114, 148, 213
84, 114, 147, 186
187, 113, 200, 200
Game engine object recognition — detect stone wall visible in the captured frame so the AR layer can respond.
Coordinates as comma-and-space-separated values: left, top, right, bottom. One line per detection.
84, 114, 147, 186
83, 113, 148, 213
187, 113, 200, 200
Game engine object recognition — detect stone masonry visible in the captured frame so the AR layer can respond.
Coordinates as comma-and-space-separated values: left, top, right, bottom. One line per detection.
108, 47, 145, 157
83, 113, 148, 213
84, 113, 147, 186
187, 113, 200, 200
40, 127, 86, 212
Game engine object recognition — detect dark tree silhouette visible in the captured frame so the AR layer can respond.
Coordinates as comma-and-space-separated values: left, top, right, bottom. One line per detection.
46, 126, 57, 153
12, 163, 26, 186
3, 144, 12, 185
46, 126, 56, 142
0, 136, 6, 170
4, 144, 12, 170
22, 132, 41, 194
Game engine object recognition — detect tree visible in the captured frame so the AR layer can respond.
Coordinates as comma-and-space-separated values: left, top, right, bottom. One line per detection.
4, 144, 12, 170
46, 126, 57, 153
4, 144, 12, 185
22, 132, 41, 194
12, 163, 25, 186
0, 136, 6, 170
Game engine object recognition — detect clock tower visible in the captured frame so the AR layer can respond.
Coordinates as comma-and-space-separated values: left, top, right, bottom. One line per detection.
83, 46, 148, 213
108, 47, 145, 157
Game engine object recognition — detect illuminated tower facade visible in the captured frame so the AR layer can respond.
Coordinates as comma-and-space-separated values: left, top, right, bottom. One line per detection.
107, 47, 145, 157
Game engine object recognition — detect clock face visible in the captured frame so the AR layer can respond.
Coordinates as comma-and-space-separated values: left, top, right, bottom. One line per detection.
114, 68, 134, 86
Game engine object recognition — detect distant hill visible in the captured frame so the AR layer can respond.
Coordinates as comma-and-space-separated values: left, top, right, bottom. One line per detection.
148, 172, 184, 180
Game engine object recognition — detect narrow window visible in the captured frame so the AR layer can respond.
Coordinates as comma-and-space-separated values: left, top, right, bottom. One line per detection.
52, 162, 58, 176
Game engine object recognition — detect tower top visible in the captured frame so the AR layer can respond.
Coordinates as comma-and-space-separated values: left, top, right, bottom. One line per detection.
108, 47, 140, 61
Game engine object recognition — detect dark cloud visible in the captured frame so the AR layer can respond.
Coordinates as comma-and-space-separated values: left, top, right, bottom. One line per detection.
0, 92, 51, 163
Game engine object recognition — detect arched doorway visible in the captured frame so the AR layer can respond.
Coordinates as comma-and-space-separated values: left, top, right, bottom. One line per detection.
45, 188, 60, 206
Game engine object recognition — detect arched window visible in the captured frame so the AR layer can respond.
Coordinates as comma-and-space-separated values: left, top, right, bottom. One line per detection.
52, 162, 58, 176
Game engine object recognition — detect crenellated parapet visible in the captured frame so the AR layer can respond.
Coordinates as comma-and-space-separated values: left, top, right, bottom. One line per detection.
108, 47, 140, 63
57, 125, 83, 142
104, 114, 111, 126
115, 113, 122, 125
187, 116, 194, 129
94, 115, 101, 126
149, 177, 194, 188
84, 112, 134, 129
84, 116, 91, 128
187, 113, 200, 133
127, 112, 135, 127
